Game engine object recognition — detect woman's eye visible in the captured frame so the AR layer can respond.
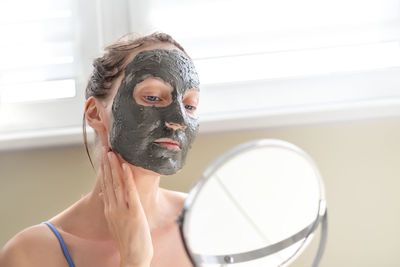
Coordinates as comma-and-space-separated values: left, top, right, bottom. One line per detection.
144, 96, 161, 102
185, 104, 196, 111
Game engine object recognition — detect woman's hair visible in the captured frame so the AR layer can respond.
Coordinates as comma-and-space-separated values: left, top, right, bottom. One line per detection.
83, 32, 189, 169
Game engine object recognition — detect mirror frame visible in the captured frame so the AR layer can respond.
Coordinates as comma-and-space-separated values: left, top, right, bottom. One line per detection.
177, 139, 328, 266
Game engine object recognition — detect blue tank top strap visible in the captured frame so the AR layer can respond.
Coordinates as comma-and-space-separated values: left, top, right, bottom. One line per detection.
42, 221, 76, 267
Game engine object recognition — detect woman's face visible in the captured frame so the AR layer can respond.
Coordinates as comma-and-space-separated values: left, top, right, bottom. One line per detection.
101, 43, 200, 175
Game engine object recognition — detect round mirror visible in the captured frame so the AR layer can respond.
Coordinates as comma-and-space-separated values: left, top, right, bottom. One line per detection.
178, 139, 327, 266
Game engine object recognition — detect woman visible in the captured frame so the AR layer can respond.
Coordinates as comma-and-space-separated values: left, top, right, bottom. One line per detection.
0, 32, 200, 267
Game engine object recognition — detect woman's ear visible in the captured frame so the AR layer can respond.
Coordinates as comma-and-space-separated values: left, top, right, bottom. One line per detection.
84, 96, 107, 133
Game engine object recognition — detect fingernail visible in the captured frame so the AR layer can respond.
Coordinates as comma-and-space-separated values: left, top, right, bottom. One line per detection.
122, 163, 127, 171
107, 152, 112, 160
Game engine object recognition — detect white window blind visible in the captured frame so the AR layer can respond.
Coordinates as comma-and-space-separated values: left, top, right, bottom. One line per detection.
129, 0, 400, 132
0, 0, 80, 135
142, 0, 400, 81
0, 0, 132, 151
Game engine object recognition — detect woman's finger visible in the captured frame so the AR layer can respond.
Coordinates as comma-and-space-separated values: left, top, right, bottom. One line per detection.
101, 170, 111, 209
108, 151, 125, 205
99, 166, 106, 200
122, 163, 140, 210
103, 149, 117, 207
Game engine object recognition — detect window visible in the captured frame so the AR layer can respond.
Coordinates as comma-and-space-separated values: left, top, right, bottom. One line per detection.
0, 0, 78, 132
1, 0, 400, 150
135, 0, 400, 132
0, 0, 130, 150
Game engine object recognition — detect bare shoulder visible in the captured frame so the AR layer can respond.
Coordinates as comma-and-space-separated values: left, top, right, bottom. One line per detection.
0, 224, 68, 267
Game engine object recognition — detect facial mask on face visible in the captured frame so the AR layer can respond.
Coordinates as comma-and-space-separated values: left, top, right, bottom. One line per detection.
110, 49, 200, 175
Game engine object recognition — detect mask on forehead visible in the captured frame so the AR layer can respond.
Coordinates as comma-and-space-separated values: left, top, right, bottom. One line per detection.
110, 49, 200, 175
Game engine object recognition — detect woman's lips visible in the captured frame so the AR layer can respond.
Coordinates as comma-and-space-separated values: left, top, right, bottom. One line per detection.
154, 138, 181, 151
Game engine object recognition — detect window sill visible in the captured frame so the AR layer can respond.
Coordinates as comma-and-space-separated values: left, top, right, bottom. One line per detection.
1, 96, 399, 152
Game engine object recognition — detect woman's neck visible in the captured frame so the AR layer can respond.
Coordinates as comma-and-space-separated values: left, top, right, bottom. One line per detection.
127, 165, 163, 225
62, 165, 167, 240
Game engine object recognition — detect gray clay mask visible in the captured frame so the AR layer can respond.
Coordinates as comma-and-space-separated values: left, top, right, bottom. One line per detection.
110, 49, 200, 175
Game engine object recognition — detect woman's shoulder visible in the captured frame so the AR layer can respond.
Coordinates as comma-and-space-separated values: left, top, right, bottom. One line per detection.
0, 223, 68, 267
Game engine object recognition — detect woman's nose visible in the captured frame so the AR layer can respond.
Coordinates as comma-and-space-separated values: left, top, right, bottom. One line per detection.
165, 122, 187, 131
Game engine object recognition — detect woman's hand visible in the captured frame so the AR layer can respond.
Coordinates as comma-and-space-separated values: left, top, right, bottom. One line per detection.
99, 147, 153, 267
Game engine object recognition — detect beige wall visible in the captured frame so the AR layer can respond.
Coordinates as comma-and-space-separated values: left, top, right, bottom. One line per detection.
1, 118, 400, 266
